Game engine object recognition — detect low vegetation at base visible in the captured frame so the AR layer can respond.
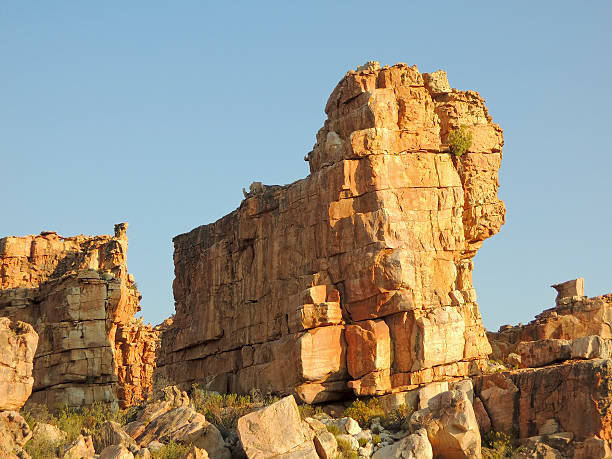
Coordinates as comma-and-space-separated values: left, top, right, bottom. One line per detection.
343, 399, 384, 428
190, 384, 279, 431
23, 436, 63, 459
336, 435, 358, 458
482, 430, 522, 458
23, 402, 131, 442
150, 441, 191, 459
343, 398, 413, 431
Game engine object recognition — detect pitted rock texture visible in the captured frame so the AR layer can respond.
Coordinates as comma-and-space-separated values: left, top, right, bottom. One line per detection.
156, 63, 504, 402
0, 318, 38, 410
0, 224, 158, 408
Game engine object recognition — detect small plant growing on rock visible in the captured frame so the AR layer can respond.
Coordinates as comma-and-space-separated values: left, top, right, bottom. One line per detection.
326, 424, 340, 436
448, 125, 473, 156
358, 437, 369, 447
372, 434, 382, 445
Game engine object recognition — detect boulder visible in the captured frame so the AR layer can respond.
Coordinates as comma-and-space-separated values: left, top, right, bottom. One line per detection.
180, 446, 209, 459
32, 422, 65, 444
237, 395, 318, 458
472, 397, 491, 434
93, 421, 137, 453
475, 372, 518, 434
313, 430, 337, 459
518, 339, 571, 368
99, 445, 134, 459
410, 390, 481, 458
133, 405, 228, 459
418, 382, 449, 409
62, 434, 95, 459
372, 428, 432, 459
134, 448, 152, 459
0, 411, 31, 456
0, 318, 38, 410
423, 70, 451, 96
570, 335, 609, 360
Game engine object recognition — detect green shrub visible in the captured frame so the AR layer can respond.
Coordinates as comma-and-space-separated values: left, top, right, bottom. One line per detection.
358, 437, 368, 447
24, 437, 62, 459
298, 403, 323, 419
151, 441, 191, 459
326, 424, 340, 436
190, 384, 278, 431
372, 434, 382, 445
22, 402, 129, 443
336, 436, 355, 453
380, 403, 414, 431
448, 125, 473, 156
344, 399, 385, 428
22, 403, 53, 430
482, 431, 516, 458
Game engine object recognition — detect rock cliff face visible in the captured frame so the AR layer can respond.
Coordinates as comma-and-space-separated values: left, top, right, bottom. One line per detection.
156, 63, 505, 403
0, 224, 158, 408
0, 318, 38, 410
488, 278, 612, 363
471, 280, 612, 457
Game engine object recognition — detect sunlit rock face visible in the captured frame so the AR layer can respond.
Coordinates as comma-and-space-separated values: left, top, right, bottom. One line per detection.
156, 63, 505, 402
0, 224, 158, 408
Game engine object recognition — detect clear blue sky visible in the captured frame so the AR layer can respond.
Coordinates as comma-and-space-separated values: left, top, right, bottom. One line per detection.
2, 2, 611, 330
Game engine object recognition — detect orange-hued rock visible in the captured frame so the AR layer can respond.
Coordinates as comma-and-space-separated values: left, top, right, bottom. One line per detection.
474, 359, 612, 443
156, 63, 504, 401
489, 281, 612, 364
0, 224, 158, 408
0, 318, 38, 410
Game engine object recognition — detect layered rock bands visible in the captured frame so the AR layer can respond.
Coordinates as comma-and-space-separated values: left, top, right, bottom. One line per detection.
156, 63, 505, 403
0, 224, 158, 408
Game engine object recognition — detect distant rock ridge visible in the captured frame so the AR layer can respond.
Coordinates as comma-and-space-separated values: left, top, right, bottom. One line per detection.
0, 224, 158, 408
155, 62, 506, 402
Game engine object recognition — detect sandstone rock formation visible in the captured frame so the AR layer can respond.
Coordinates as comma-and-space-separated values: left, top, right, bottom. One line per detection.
474, 359, 612, 455
0, 224, 158, 408
410, 390, 481, 458
0, 317, 38, 410
475, 280, 612, 457
488, 279, 612, 364
157, 62, 505, 402
0, 411, 32, 458
237, 395, 318, 458
125, 385, 230, 459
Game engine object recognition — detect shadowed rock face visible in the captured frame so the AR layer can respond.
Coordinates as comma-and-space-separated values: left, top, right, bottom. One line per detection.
0, 224, 158, 408
156, 63, 505, 402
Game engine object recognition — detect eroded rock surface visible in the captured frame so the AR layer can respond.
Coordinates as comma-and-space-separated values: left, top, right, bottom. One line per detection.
237, 395, 318, 458
0, 318, 38, 410
0, 224, 158, 408
489, 280, 612, 364
157, 63, 504, 402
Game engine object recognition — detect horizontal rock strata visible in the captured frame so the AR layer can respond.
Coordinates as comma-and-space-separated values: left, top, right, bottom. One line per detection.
474, 359, 612, 451
0, 224, 158, 408
0, 318, 38, 410
156, 63, 505, 402
488, 279, 612, 363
